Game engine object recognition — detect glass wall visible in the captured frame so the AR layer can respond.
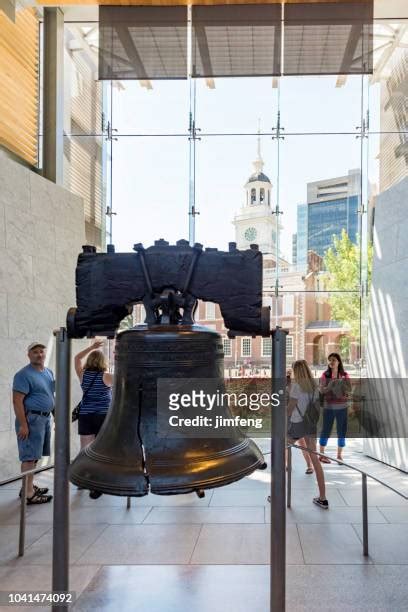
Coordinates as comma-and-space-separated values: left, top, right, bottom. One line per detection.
63, 23, 111, 250
61, 2, 408, 380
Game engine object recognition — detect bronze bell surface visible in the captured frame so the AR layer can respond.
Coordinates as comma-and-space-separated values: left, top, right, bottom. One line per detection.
69, 324, 266, 497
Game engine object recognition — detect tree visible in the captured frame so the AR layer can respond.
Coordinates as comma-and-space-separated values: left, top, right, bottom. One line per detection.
323, 229, 373, 341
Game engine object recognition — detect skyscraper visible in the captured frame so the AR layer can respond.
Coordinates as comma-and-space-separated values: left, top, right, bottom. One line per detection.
294, 203, 308, 271
307, 168, 360, 259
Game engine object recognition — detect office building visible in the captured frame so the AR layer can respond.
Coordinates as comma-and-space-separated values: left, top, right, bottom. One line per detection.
307, 169, 360, 260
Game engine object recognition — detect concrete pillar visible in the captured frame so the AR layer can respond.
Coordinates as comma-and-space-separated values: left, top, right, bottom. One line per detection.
43, 8, 64, 185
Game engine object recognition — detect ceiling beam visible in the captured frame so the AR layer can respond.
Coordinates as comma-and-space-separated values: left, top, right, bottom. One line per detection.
115, 24, 149, 80
193, 23, 213, 78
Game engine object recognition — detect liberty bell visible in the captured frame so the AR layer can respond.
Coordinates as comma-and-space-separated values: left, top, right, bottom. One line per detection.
68, 240, 270, 497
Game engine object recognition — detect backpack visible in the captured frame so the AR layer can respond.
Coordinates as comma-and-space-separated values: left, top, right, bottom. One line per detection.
302, 392, 321, 427
294, 390, 320, 435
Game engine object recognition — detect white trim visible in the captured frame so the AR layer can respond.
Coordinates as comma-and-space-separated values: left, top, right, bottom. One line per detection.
262, 337, 272, 357
241, 337, 252, 357
223, 337, 232, 357
286, 335, 294, 358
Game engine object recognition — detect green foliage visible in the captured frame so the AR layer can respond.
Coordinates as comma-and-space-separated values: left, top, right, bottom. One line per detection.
338, 334, 351, 361
323, 229, 373, 340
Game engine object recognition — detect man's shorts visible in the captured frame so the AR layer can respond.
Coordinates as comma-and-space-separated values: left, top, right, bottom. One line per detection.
15, 412, 51, 462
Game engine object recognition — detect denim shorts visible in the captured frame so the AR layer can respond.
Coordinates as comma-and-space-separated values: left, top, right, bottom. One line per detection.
15, 412, 51, 462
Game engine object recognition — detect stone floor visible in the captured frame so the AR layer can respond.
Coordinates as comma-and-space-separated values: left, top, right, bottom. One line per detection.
0, 440, 407, 611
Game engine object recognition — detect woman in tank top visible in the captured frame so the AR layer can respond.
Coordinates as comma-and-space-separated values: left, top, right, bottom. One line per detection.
74, 341, 113, 499
74, 340, 113, 449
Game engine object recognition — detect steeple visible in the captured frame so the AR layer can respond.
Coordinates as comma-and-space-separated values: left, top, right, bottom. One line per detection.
244, 122, 272, 207
253, 120, 264, 175
233, 121, 278, 254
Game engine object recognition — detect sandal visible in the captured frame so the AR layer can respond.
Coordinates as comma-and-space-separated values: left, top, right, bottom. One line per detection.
89, 490, 103, 500
305, 467, 314, 474
19, 484, 49, 498
319, 456, 331, 464
26, 491, 53, 505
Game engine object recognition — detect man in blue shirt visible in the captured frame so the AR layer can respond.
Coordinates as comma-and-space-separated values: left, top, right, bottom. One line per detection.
13, 342, 55, 504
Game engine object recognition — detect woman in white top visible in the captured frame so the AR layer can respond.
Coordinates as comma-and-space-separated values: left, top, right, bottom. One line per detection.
288, 360, 328, 509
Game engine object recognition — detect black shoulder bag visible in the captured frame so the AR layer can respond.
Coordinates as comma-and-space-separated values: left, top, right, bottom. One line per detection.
71, 372, 99, 423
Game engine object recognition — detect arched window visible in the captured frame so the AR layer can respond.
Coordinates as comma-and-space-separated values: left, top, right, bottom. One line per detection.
260, 188, 265, 202
251, 188, 256, 204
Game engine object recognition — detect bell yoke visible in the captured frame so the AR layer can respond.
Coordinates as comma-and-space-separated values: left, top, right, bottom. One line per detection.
68, 239, 270, 498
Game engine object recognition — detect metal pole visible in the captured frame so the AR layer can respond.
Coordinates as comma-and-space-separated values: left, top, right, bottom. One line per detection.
18, 475, 27, 556
43, 8, 64, 185
52, 328, 71, 612
271, 327, 287, 612
362, 473, 369, 556
127, 497, 131, 509
286, 446, 292, 509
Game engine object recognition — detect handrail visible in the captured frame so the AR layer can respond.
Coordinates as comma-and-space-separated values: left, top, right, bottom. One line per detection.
287, 443, 408, 557
0, 464, 55, 558
288, 444, 408, 500
0, 462, 132, 558
0, 464, 55, 487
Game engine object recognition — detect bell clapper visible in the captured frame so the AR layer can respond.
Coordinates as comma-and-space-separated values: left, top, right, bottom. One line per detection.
195, 489, 205, 499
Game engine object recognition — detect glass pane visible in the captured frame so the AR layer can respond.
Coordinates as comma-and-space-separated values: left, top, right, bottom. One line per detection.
195, 135, 278, 251
279, 75, 363, 134
368, 20, 408, 135
111, 136, 189, 251
64, 23, 104, 136
195, 77, 279, 134
98, 6, 188, 81
278, 134, 362, 289
276, 292, 362, 376
192, 4, 281, 78
112, 80, 189, 135
63, 135, 106, 250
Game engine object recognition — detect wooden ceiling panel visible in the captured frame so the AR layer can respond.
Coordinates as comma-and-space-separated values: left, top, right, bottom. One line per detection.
37, 1, 370, 7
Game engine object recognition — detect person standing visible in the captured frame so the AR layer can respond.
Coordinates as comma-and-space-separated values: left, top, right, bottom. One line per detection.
13, 342, 54, 504
286, 368, 314, 475
287, 360, 328, 509
319, 353, 351, 463
74, 340, 113, 449
74, 341, 113, 499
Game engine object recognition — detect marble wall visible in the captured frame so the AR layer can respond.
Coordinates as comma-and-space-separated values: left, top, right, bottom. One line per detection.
365, 176, 408, 471
0, 150, 85, 480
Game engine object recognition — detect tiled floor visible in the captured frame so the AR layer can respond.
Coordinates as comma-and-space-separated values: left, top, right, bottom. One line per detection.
0, 440, 407, 611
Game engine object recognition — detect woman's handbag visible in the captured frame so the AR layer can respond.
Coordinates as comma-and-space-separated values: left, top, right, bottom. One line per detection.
71, 372, 99, 423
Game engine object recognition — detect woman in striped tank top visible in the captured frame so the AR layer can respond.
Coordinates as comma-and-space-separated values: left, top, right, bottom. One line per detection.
74, 340, 113, 450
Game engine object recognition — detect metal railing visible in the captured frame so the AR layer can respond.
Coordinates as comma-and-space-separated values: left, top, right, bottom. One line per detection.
0, 464, 55, 556
0, 463, 133, 558
287, 443, 408, 557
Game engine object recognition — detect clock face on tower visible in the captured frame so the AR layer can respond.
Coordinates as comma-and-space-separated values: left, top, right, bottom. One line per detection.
244, 227, 257, 242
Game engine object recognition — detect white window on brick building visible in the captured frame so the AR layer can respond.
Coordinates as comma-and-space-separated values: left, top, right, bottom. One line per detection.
286, 335, 294, 358
241, 337, 251, 357
205, 302, 216, 320
262, 337, 272, 357
283, 294, 294, 316
223, 337, 232, 357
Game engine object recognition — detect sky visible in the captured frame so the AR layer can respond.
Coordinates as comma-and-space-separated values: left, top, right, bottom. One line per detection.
110, 75, 380, 261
